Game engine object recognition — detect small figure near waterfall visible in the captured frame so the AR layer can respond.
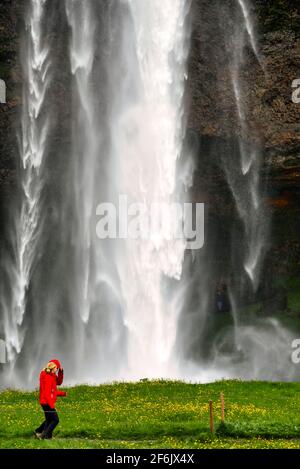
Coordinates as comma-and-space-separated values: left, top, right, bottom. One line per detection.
215, 280, 230, 313
35, 359, 67, 440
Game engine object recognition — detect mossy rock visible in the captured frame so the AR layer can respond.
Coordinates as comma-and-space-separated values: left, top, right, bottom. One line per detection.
256, 0, 300, 34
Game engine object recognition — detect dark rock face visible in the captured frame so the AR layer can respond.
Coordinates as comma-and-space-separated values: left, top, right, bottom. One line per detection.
188, 0, 300, 171
0, 0, 23, 190
186, 0, 300, 276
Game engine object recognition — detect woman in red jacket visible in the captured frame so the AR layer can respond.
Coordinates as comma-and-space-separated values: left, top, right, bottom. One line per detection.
35, 359, 67, 439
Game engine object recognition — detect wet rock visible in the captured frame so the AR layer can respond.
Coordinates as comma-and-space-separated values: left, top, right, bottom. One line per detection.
262, 286, 288, 315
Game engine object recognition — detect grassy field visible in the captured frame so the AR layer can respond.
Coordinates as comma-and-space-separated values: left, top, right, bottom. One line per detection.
0, 380, 300, 449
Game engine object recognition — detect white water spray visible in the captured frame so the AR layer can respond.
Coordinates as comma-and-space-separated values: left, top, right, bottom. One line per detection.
238, 0, 260, 63
66, 0, 97, 324
3, 0, 50, 363
205, 0, 298, 381
110, 0, 191, 379
229, 0, 267, 290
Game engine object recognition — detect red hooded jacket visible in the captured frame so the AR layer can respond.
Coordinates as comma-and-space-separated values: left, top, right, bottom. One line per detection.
39, 359, 66, 408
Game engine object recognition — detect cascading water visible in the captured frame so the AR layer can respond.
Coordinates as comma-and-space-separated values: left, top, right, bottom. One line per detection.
174, 0, 299, 382
230, 0, 267, 291
206, 0, 298, 380
64, 0, 127, 382
2, 0, 50, 366
65, 0, 97, 325
237, 0, 260, 62
1, 0, 299, 387
110, 0, 191, 379
57, 0, 191, 382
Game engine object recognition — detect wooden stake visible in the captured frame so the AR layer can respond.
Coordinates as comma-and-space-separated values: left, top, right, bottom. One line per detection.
209, 400, 214, 433
220, 392, 225, 423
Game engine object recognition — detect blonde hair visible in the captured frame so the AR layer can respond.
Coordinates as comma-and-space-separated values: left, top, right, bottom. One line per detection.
44, 362, 57, 374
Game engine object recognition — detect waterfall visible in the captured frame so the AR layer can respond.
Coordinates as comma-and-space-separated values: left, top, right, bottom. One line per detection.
64, 0, 126, 382
226, 0, 268, 292
109, 0, 191, 379
30, 0, 192, 382
205, 0, 297, 381
1, 0, 298, 387
235, 0, 267, 290
2, 0, 50, 364
65, 0, 97, 325
64, 0, 191, 380
237, 0, 260, 61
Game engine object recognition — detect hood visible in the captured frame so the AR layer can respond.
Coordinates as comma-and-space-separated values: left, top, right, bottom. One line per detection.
49, 359, 61, 369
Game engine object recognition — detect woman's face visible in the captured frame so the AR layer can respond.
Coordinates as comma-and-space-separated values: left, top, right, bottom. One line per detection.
51, 365, 58, 373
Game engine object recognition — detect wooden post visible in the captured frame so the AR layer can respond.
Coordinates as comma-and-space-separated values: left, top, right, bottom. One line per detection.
209, 400, 214, 433
220, 392, 225, 423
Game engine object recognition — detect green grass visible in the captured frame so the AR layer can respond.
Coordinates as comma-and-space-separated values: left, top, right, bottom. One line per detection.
0, 380, 300, 449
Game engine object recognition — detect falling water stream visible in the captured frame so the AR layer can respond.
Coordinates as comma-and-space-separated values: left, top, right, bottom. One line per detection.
66, 0, 98, 326
232, 0, 267, 290
2, 0, 50, 366
110, 0, 190, 379
204, 0, 297, 381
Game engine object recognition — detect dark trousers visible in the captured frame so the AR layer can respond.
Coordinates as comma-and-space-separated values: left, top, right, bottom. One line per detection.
35, 404, 59, 439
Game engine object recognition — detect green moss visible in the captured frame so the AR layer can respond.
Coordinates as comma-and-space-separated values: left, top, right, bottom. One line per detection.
273, 277, 300, 317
